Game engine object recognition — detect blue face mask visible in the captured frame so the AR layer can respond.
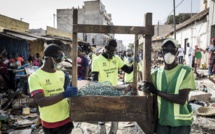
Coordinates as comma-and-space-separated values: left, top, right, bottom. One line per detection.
127, 56, 134, 63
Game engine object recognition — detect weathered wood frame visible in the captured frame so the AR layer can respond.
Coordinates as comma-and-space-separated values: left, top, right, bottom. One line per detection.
70, 9, 155, 134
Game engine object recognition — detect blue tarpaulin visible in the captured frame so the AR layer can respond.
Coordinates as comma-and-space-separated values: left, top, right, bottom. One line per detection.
0, 38, 28, 60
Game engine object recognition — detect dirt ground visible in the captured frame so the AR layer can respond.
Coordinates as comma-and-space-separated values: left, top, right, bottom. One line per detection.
34, 69, 215, 134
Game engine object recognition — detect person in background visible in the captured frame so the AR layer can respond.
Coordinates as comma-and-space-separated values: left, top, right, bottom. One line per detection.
77, 46, 89, 80
178, 44, 184, 64
186, 43, 193, 67
92, 39, 137, 134
194, 45, 204, 73
143, 39, 195, 134
206, 38, 215, 76
17, 55, 25, 66
35, 53, 43, 66
28, 44, 78, 134
123, 49, 142, 83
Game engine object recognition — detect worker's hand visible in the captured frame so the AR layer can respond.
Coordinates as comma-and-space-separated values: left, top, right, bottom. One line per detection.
142, 81, 158, 95
62, 86, 78, 98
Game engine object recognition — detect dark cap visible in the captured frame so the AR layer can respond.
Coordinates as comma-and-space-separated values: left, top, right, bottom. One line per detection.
44, 44, 63, 57
162, 38, 179, 48
105, 39, 117, 47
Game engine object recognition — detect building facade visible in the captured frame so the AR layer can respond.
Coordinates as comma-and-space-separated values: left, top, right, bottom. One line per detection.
57, 0, 114, 46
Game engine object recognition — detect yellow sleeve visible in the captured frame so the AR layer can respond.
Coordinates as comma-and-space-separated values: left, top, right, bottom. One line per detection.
92, 58, 99, 72
179, 70, 196, 90
138, 63, 142, 72
28, 74, 43, 93
117, 56, 125, 68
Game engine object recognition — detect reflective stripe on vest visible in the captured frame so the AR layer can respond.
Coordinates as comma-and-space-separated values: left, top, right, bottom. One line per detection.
156, 67, 193, 120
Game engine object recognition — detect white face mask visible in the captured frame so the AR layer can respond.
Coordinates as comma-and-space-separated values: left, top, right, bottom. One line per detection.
164, 52, 175, 64
51, 57, 63, 70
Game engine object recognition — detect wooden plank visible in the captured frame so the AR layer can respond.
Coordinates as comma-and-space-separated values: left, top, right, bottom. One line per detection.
0, 14, 29, 33
71, 9, 78, 87
143, 13, 153, 83
70, 96, 153, 122
71, 112, 148, 122
73, 24, 154, 35
70, 8, 78, 120
70, 96, 148, 112
132, 34, 139, 94
46, 26, 72, 39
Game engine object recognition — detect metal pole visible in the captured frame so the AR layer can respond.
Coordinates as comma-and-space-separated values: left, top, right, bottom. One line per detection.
191, 0, 192, 17
173, 0, 176, 39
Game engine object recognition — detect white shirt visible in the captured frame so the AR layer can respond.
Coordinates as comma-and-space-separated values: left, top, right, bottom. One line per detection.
187, 47, 193, 56
178, 48, 184, 56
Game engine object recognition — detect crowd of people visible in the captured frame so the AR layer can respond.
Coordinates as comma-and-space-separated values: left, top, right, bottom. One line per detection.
165, 38, 215, 78
0, 49, 42, 94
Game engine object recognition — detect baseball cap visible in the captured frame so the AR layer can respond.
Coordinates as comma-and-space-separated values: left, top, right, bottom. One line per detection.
162, 38, 179, 48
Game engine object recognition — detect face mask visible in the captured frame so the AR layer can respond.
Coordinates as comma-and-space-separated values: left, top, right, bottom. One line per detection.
51, 57, 62, 70
164, 52, 175, 64
107, 51, 115, 59
127, 56, 134, 63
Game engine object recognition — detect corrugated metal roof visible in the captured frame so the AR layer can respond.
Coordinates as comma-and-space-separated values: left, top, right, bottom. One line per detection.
5, 31, 37, 41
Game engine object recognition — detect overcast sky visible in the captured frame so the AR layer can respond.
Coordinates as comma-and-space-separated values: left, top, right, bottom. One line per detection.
0, 0, 200, 45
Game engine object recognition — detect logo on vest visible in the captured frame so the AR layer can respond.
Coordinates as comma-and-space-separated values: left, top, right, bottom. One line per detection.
103, 62, 107, 66
45, 79, 51, 85
112, 60, 116, 64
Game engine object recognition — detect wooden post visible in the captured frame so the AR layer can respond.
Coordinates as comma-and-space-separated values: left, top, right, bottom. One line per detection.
143, 13, 152, 83
70, 9, 78, 119
133, 34, 139, 94
71, 9, 78, 87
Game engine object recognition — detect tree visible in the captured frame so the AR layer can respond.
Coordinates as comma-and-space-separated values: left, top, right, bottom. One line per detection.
165, 14, 191, 25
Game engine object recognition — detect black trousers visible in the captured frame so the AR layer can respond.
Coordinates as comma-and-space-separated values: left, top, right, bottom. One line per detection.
43, 122, 74, 134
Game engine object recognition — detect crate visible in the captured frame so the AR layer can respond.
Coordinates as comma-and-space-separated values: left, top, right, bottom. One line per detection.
70, 95, 156, 134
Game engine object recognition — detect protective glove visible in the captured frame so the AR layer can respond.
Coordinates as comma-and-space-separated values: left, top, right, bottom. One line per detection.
62, 86, 78, 98
142, 81, 158, 95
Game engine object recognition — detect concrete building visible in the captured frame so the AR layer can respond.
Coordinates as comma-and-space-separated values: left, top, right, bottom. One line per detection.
116, 40, 126, 52
57, 0, 114, 46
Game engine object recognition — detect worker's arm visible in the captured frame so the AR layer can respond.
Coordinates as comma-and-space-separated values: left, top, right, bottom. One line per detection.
121, 64, 133, 74
144, 81, 192, 105
32, 92, 65, 107
92, 72, 99, 81
157, 89, 191, 105
138, 71, 142, 81
84, 66, 89, 80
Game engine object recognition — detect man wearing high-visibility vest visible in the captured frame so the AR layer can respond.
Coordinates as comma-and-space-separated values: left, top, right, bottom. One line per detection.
123, 49, 142, 83
92, 39, 137, 134
143, 39, 196, 134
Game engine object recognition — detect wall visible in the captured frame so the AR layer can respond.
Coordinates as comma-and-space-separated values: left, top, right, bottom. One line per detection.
175, 18, 208, 64
208, 0, 215, 42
